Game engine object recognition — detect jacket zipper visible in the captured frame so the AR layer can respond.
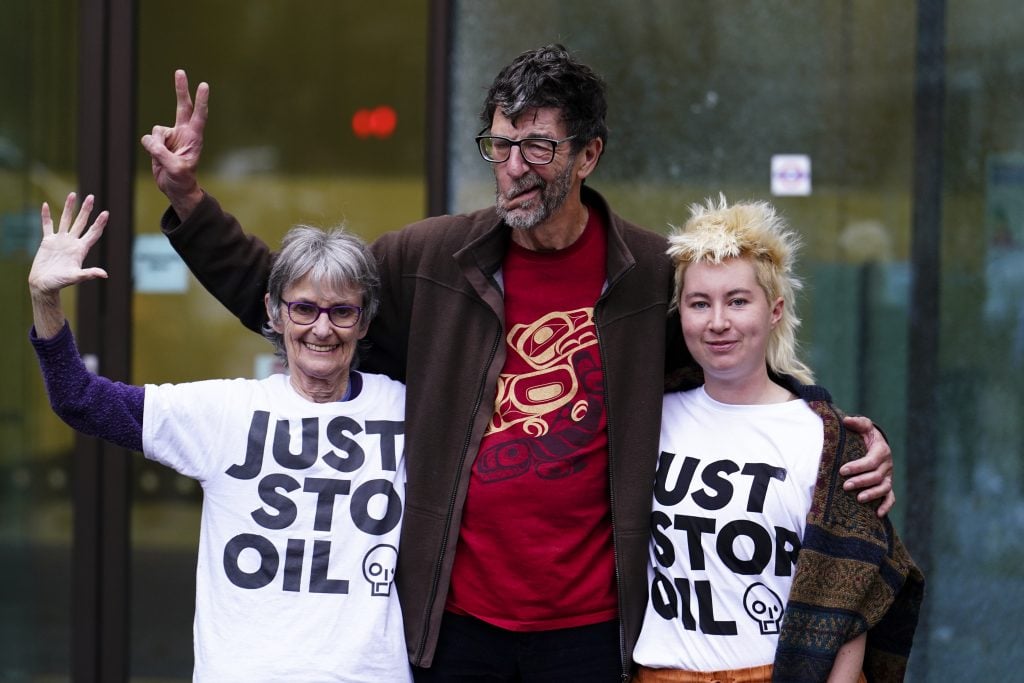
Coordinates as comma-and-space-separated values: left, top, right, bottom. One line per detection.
414, 323, 503, 663
594, 270, 633, 683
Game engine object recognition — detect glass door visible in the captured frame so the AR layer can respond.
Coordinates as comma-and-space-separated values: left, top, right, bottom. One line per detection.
0, 1, 78, 680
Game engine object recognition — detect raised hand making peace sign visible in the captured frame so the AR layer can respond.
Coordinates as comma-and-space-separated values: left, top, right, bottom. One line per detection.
140, 69, 209, 221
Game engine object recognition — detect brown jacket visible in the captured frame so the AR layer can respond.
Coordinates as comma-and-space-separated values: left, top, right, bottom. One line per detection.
162, 185, 687, 676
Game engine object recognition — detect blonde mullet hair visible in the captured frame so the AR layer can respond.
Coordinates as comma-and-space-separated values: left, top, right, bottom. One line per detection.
667, 195, 815, 385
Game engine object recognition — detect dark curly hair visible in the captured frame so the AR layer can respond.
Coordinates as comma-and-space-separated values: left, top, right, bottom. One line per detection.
481, 44, 608, 157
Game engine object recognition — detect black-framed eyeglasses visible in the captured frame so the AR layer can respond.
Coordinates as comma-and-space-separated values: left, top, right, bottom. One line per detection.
475, 129, 576, 165
283, 300, 363, 328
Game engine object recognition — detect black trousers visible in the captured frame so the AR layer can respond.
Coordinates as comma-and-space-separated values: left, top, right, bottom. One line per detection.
412, 612, 623, 683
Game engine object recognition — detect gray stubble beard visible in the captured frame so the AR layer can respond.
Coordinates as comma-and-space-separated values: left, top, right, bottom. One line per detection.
494, 160, 575, 231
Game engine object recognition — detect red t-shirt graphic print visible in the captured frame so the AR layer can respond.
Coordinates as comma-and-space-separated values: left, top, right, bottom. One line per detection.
480, 305, 601, 480
447, 210, 618, 631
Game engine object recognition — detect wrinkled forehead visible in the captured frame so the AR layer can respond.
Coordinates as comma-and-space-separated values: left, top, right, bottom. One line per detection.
282, 271, 363, 303
491, 106, 567, 137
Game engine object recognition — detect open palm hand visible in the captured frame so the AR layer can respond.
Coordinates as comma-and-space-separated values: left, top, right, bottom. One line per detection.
29, 192, 109, 297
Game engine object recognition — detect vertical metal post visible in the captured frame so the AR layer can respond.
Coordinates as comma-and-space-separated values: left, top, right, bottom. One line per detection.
906, 0, 945, 676
426, 0, 453, 217
74, 0, 136, 680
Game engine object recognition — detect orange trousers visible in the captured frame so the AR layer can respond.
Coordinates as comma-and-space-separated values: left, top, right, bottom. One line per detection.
633, 664, 867, 683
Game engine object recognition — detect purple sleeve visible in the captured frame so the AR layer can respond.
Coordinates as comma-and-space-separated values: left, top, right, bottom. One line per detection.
30, 322, 145, 452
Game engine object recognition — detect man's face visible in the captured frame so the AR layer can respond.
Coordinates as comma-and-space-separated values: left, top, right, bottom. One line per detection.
490, 107, 579, 231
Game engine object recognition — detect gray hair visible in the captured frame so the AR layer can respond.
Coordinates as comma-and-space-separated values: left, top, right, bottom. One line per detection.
262, 224, 380, 367
481, 44, 608, 157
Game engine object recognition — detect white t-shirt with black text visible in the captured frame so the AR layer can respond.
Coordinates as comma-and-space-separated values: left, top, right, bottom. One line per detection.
143, 372, 411, 683
634, 386, 823, 671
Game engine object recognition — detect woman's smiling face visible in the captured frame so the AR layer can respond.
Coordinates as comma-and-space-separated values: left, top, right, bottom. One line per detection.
679, 256, 783, 389
269, 272, 367, 402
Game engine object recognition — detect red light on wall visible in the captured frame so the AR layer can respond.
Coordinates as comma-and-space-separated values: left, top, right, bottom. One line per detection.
352, 106, 397, 139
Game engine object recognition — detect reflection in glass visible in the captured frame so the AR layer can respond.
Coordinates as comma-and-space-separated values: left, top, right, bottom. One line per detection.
0, 1, 77, 679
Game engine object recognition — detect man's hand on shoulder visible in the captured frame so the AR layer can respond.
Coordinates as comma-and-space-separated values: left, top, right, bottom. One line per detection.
841, 415, 895, 517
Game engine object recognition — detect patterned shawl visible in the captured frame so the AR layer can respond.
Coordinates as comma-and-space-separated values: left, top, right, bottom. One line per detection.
773, 394, 925, 682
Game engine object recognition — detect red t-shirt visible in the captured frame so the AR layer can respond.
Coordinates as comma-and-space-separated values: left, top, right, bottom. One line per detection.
446, 209, 618, 631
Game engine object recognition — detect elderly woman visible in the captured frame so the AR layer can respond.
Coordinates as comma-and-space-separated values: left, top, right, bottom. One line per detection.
29, 193, 411, 683
631, 198, 923, 683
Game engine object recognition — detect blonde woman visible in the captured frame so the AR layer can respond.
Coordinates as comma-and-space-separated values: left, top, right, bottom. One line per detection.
632, 197, 923, 683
